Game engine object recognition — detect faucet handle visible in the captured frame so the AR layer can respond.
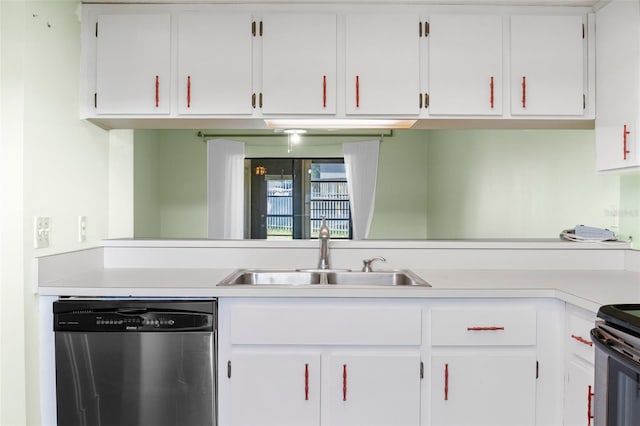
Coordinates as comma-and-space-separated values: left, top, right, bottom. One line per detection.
362, 256, 386, 272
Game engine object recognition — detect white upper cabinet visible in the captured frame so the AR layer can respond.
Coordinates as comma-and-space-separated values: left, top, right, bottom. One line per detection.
510, 15, 585, 116
428, 14, 503, 116
95, 13, 171, 115
595, 0, 640, 172
177, 13, 253, 115
345, 14, 421, 115
261, 13, 337, 115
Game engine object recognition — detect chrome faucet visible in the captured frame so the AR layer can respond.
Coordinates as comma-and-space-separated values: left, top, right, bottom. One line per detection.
317, 217, 331, 270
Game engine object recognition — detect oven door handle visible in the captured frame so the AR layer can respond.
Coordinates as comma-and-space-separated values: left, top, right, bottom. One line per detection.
592, 327, 640, 365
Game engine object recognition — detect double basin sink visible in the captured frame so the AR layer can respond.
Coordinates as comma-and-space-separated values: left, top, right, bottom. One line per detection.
219, 269, 430, 287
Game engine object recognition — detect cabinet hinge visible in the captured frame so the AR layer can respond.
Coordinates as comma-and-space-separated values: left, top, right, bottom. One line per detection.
424, 93, 429, 109
424, 21, 429, 37
227, 360, 232, 379
536, 361, 539, 379
94, 93, 97, 108
95, 22, 98, 37
420, 361, 424, 379
251, 21, 263, 36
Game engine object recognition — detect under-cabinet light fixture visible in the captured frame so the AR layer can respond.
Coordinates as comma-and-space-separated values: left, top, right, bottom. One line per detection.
264, 119, 416, 130
283, 129, 306, 152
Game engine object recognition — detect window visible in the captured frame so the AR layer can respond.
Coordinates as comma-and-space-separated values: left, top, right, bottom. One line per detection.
309, 162, 350, 238
247, 158, 352, 240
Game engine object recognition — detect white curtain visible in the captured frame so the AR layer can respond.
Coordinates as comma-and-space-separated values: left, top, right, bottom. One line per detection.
207, 139, 245, 239
343, 140, 380, 240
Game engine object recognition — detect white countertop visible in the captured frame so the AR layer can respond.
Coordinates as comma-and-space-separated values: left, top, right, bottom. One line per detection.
38, 267, 640, 313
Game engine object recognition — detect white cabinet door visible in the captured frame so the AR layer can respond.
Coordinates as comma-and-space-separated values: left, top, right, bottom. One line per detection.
96, 13, 171, 114
510, 15, 584, 116
324, 352, 421, 426
345, 14, 421, 115
564, 359, 595, 426
595, 0, 640, 171
430, 352, 537, 426
228, 351, 321, 426
261, 13, 337, 114
428, 14, 503, 115
177, 13, 253, 115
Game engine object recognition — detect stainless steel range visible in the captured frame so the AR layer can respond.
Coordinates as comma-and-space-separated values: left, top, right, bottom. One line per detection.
591, 304, 640, 426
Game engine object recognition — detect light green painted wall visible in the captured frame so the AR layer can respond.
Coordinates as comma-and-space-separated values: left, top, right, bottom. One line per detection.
134, 129, 161, 237
157, 130, 208, 237
135, 128, 633, 243
1, 1, 111, 424
619, 174, 640, 249
426, 130, 620, 239
368, 130, 429, 239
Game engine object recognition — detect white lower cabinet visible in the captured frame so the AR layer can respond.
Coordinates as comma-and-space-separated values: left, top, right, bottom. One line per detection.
227, 350, 421, 426
218, 298, 563, 426
563, 305, 595, 426
429, 304, 538, 426
323, 352, 421, 426
430, 352, 537, 426
228, 351, 321, 426
219, 299, 423, 426
564, 359, 594, 426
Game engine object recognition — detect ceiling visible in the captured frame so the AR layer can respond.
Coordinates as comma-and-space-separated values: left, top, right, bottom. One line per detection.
82, 0, 605, 7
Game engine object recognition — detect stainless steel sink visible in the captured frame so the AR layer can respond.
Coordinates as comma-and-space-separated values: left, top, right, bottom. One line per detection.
218, 269, 430, 287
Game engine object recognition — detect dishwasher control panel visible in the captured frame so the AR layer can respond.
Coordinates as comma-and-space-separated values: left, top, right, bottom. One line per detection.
53, 299, 216, 332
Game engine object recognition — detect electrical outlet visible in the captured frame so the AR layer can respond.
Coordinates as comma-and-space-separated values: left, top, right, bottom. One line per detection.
34, 216, 51, 249
78, 216, 87, 242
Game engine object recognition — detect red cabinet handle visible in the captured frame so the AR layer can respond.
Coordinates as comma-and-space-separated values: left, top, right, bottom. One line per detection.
155, 75, 159, 108
323, 75, 327, 108
588, 385, 595, 426
444, 363, 449, 401
342, 364, 348, 401
571, 334, 593, 347
187, 76, 191, 109
467, 326, 505, 331
355, 76, 360, 108
490, 76, 495, 109
521, 76, 526, 109
304, 363, 309, 401
624, 124, 631, 160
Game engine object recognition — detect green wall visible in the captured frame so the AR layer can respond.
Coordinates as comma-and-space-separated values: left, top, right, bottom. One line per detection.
133, 128, 639, 245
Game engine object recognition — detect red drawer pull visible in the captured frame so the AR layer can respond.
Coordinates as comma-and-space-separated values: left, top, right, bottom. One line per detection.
342, 364, 348, 401
490, 76, 495, 109
467, 326, 505, 331
355, 75, 360, 108
444, 363, 449, 401
304, 363, 309, 401
624, 124, 631, 160
571, 334, 593, 347
187, 75, 191, 108
588, 385, 595, 426
323, 75, 327, 108
521, 76, 526, 109
155, 75, 160, 108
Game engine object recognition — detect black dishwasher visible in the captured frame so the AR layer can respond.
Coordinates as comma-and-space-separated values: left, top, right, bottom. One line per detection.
54, 299, 216, 426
